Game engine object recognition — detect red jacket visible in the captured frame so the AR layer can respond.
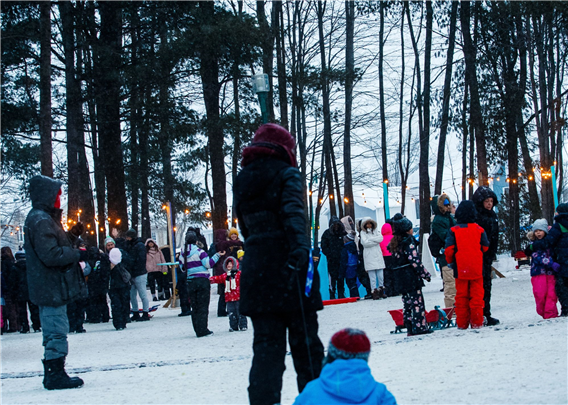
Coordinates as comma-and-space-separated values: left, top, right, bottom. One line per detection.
445, 223, 489, 280
210, 271, 241, 302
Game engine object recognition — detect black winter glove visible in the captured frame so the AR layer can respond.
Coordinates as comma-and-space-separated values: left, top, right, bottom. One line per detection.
286, 249, 309, 272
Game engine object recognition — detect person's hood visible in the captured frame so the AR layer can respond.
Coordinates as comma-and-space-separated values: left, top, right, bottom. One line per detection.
341, 216, 356, 234
328, 216, 345, 236
361, 217, 377, 232
222, 256, 239, 272
145, 238, 158, 251
555, 212, 568, 230
438, 193, 451, 212
430, 194, 442, 216
317, 359, 390, 403
472, 186, 498, 208
214, 229, 228, 243
381, 222, 393, 236
241, 123, 297, 168
455, 200, 477, 224
29, 175, 63, 212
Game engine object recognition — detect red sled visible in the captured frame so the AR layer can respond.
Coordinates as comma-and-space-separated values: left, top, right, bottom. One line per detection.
323, 297, 359, 306
387, 306, 455, 334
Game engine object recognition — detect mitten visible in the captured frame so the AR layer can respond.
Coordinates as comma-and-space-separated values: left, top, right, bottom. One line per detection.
552, 262, 561, 273
526, 231, 535, 241
286, 249, 309, 271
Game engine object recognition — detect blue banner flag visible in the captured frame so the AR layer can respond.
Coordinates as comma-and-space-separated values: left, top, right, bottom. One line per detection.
305, 250, 314, 296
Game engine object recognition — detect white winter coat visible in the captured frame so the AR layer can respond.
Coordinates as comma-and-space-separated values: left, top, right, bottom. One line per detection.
360, 217, 385, 271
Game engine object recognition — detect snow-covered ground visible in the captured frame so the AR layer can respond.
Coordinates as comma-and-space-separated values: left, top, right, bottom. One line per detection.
2, 256, 567, 405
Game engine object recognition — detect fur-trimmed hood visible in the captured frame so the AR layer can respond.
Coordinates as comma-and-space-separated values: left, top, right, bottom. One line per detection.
361, 217, 378, 232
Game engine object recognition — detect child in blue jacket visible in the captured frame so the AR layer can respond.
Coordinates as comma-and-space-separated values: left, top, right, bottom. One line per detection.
340, 233, 360, 298
293, 328, 397, 405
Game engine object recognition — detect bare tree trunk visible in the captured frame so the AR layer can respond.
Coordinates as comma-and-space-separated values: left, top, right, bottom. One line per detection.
317, 1, 336, 218
343, 0, 355, 219
434, 1, 458, 195
460, 1, 489, 186
257, 1, 275, 122
97, 2, 128, 233
461, 84, 469, 201
379, 2, 389, 219
39, 1, 53, 178
273, 1, 288, 128
200, 1, 228, 231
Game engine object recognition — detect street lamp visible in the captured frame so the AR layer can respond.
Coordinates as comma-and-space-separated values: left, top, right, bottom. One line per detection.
252, 73, 270, 124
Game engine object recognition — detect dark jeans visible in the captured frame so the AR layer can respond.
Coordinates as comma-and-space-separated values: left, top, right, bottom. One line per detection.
148, 272, 166, 296
86, 293, 110, 323
346, 277, 359, 298
248, 311, 324, 405
176, 270, 191, 313
109, 287, 130, 329
17, 300, 41, 331
67, 298, 87, 332
555, 275, 568, 315
356, 264, 372, 295
329, 275, 345, 299
217, 283, 228, 316
187, 277, 211, 337
482, 259, 494, 317
226, 301, 247, 330
383, 257, 396, 296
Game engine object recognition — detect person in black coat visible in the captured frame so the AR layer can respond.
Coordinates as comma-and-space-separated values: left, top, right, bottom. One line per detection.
234, 123, 325, 405
388, 218, 433, 336
85, 245, 110, 324
24, 175, 85, 390
321, 216, 346, 299
13, 251, 41, 333
123, 228, 149, 321
472, 186, 500, 326
1, 247, 19, 333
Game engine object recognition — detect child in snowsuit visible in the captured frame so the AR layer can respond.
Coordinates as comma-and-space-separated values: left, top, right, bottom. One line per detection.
293, 328, 397, 405
531, 203, 568, 316
107, 247, 131, 331
388, 218, 432, 336
210, 256, 247, 332
444, 200, 489, 329
340, 233, 360, 298
526, 219, 560, 319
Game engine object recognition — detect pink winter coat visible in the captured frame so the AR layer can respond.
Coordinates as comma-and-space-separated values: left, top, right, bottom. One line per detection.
380, 223, 393, 257
146, 239, 166, 273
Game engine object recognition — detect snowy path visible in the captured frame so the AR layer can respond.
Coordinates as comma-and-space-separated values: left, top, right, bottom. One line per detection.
2, 257, 567, 404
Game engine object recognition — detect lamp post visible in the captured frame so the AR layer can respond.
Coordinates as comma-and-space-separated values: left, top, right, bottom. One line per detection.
252, 73, 270, 124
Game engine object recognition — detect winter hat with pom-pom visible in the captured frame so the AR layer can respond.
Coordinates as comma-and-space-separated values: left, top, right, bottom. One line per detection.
109, 248, 122, 265
325, 328, 371, 364
241, 123, 297, 168
393, 218, 413, 236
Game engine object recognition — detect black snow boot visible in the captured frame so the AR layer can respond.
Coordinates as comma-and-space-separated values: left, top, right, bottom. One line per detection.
140, 311, 150, 321
131, 312, 141, 321
42, 357, 84, 390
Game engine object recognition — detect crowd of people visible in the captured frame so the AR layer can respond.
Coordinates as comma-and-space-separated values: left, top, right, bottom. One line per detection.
1, 123, 566, 404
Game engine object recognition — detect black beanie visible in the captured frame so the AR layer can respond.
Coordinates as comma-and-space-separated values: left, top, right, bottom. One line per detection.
126, 228, 137, 238
557, 203, 568, 214
393, 218, 413, 236
185, 230, 197, 245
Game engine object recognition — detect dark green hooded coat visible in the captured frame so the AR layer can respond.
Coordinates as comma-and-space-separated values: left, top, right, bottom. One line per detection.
430, 194, 456, 267
24, 175, 83, 307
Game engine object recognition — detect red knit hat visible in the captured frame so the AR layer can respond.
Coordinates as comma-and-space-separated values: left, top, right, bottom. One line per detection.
326, 328, 371, 362
241, 123, 297, 168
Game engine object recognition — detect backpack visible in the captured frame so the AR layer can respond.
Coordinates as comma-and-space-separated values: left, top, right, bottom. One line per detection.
428, 232, 444, 258
116, 262, 131, 285
346, 247, 359, 279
